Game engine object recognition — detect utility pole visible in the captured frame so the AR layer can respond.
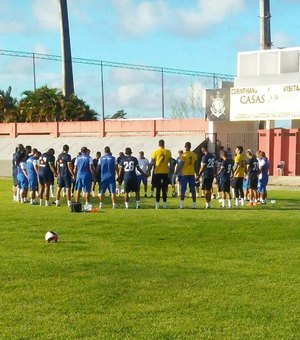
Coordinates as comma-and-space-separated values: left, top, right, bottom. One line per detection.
260, 0, 272, 50
58, 0, 74, 97
260, 0, 273, 129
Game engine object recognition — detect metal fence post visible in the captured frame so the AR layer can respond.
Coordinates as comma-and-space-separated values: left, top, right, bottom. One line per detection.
100, 61, 105, 120
32, 53, 37, 91
161, 68, 165, 119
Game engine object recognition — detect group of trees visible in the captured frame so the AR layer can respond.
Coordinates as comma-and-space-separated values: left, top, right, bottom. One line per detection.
0, 86, 98, 123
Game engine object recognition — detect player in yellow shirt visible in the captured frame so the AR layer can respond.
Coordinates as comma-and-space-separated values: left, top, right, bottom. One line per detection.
233, 145, 246, 206
179, 142, 198, 209
148, 139, 172, 209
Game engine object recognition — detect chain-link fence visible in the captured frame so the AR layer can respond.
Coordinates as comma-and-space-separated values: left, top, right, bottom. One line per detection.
0, 49, 234, 120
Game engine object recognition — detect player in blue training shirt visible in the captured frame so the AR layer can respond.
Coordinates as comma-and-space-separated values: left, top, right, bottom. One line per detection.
197, 145, 215, 209
97, 146, 117, 209
74, 147, 95, 209
257, 151, 269, 204
26, 149, 40, 205
38, 148, 57, 206
217, 150, 232, 208
56, 144, 74, 207
246, 149, 259, 206
13, 144, 26, 202
119, 147, 146, 209
17, 152, 28, 203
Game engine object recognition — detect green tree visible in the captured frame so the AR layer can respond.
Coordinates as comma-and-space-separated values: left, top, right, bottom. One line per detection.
0, 86, 18, 122
18, 86, 62, 122
61, 94, 98, 121
17, 86, 98, 122
105, 109, 127, 119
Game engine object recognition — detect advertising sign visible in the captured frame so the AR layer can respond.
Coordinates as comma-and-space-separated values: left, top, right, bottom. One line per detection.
230, 84, 300, 121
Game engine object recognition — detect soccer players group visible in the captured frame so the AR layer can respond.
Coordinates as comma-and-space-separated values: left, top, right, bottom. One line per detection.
12, 140, 269, 210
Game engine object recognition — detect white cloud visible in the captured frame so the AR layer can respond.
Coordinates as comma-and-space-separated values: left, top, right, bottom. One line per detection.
272, 32, 295, 49
111, 0, 167, 37
109, 68, 161, 85
32, 0, 59, 31
0, 21, 24, 35
31, 0, 94, 32
173, 0, 245, 37
235, 32, 259, 51
116, 84, 145, 106
0, 3, 25, 35
112, 0, 245, 38
32, 45, 50, 54
103, 71, 208, 118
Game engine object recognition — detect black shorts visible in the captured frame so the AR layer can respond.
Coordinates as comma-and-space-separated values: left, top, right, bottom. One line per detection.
232, 177, 243, 190
220, 180, 230, 193
58, 175, 72, 188
39, 172, 52, 185
168, 174, 176, 186
216, 176, 221, 190
49, 173, 54, 185
249, 175, 258, 190
12, 168, 18, 186
117, 173, 124, 185
202, 177, 214, 190
124, 178, 139, 193
153, 174, 169, 189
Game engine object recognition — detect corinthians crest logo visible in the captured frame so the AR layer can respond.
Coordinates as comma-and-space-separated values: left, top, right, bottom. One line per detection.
210, 91, 226, 118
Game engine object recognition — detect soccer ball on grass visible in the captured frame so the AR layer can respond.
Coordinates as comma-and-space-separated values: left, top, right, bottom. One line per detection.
45, 231, 58, 243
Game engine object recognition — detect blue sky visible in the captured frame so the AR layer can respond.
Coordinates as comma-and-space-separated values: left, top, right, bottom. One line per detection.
0, 0, 299, 118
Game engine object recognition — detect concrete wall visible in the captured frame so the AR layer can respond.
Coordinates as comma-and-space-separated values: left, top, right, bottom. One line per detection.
0, 118, 209, 177
0, 119, 209, 139
258, 128, 300, 176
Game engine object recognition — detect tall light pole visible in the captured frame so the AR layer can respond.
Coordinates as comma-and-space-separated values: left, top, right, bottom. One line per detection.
260, 0, 273, 130
58, 0, 74, 97
260, 0, 272, 50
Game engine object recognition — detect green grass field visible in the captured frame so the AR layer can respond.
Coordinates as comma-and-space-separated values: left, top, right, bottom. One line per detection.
1, 178, 300, 339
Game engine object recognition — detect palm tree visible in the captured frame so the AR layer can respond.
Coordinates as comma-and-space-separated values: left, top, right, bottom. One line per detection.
58, 0, 74, 97
18, 86, 98, 122
0, 86, 18, 122
19, 86, 62, 122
